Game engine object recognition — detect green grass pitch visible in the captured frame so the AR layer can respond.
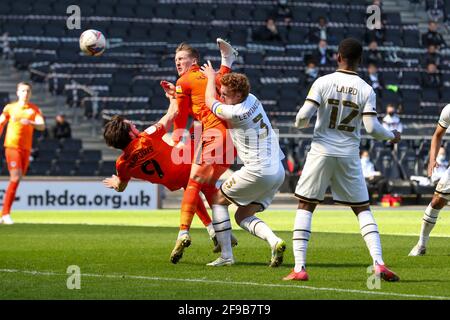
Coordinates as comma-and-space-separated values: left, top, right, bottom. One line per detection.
0, 209, 449, 300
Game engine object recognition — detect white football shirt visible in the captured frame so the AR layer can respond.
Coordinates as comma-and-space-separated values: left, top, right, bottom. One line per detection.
438, 104, 450, 129
306, 70, 378, 157
211, 94, 284, 172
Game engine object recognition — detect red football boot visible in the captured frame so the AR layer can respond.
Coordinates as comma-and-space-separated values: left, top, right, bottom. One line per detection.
374, 263, 400, 282
283, 268, 309, 281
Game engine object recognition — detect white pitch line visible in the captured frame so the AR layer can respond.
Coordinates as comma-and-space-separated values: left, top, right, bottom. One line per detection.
0, 268, 449, 300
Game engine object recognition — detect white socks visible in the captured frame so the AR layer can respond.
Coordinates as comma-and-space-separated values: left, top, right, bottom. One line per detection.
418, 204, 440, 247
221, 57, 233, 69
239, 216, 279, 248
178, 229, 189, 238
293, 209, 312, 272
358, 210, 384, 266
206, 223, 216, 238
212, 205, 233, 259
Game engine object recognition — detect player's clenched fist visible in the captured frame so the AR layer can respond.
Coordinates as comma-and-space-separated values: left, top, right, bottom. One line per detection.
390, 130, 401, 144
160, 80, 176, 99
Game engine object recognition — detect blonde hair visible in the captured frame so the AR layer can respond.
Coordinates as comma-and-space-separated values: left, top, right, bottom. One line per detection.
176, 42, 200, 63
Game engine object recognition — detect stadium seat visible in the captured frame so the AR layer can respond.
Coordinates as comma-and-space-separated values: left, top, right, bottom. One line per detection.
381, 89, 401, 105
82, 150, 102, 161
401, 72, 421, 86
0, 2, 10, 14
291, 7, 310, 22
11, 2, 32, 14
402, 30, 420, 47
28, 160, 51, 176
174, 5, 195, 20
384, 12, 402, 25
327, 27, 347, 45
35, 149, 58, 162
234, 5, 254, 20
332, 9, 349, 23
189, 27, 210, 43
98, 161, 117, 176
50, 160, 77, 176
115, 4, 136, 17
59, 138, 83, 151
37, 139, 61, 152
58, 150, 81, 162
422, 88, 440, 103
383, 29, 402, 46
75, 160, 100, 176
346, 28, 365, 40
107, 25, 129, 39
252, 7, 270, 21
134, 4, 155, 18
193, 6, 214, 21
347, 11, 366, 24
310, 8, 328, 22
440, 88, 450, 103
94, 3, 115, 16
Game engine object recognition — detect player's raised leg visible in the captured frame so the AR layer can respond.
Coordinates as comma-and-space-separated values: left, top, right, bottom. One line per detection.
217, 38, 238, 69
409, 194, 447, 256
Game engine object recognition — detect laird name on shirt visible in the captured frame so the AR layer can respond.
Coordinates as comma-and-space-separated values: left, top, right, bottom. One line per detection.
336, 85, 358, 95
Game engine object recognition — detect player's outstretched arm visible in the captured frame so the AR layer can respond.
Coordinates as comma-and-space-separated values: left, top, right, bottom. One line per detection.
103, 174, 128, 192
157, 97, 180, 131
428, 124, 447, 177
20, 115, 45, 131
200, 60, 217, 109
363, 115, 399, 142
295, 101, 317, 129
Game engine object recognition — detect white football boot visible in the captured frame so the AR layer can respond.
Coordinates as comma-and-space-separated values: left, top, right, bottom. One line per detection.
1, 215, 14, 225
408, 244, 427, 256
217, 38, 238, 67
206, 256, 235, 267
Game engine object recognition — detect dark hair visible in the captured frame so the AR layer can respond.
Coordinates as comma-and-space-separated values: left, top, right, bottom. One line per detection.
103, 115, 132, 150
338, 38, 363, 67
176, 42, 200, 63
221, 73, 251, 99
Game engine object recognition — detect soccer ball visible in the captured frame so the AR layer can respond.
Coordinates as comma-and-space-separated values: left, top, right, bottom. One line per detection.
79, 29, 106, 56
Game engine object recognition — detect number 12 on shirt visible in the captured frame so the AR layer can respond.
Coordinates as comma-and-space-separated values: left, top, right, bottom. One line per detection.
327, 98, 359, 133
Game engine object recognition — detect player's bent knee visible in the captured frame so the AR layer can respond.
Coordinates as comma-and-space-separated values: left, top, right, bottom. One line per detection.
298, 200, 316, 212
431, 194, 447, 210
9, 171, 22, 183
351, 204, 370, 215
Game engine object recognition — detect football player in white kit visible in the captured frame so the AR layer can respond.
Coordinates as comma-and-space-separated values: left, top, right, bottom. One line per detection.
409, 104, 450, 256
284, 38, 401, 282
200, 61, 287, 267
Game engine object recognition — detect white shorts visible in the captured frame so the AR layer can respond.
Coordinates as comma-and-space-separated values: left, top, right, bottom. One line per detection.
435, 167, 450, 200
220, 163, 285, 212
295, 153, 369, 206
